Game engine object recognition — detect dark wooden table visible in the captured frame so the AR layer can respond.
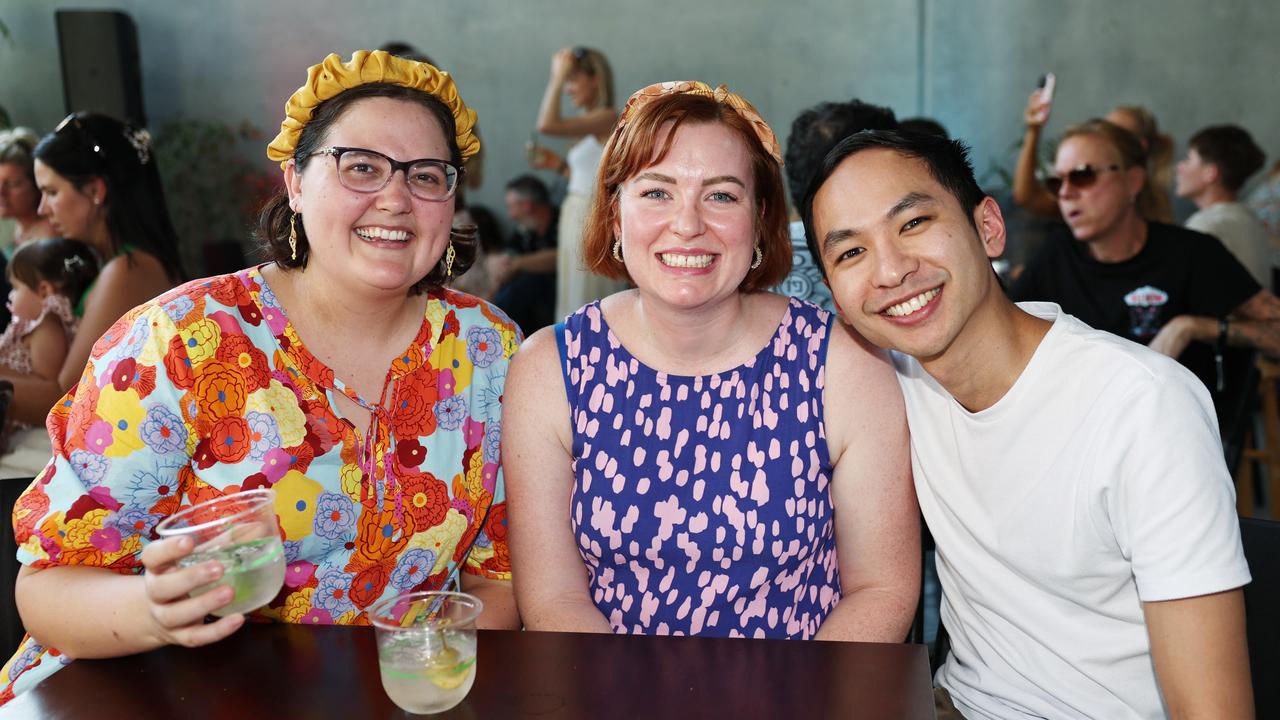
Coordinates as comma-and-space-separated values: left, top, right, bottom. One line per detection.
2, 624, 934, 719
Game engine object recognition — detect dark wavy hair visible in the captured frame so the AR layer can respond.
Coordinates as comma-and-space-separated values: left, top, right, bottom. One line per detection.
254, 83, 475, 294
8, 236, 100, 301
34, 112, 186, 282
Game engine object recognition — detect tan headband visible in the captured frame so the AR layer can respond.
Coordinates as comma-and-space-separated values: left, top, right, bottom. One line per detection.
615, 80, 781, 164
266, 50, 479, 169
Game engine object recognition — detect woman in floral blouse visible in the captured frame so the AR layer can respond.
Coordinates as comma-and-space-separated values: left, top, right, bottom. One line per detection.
0, 50, 519, 701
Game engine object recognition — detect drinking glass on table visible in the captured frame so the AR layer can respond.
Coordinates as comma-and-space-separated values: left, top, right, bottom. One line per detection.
369, 590, 483, 715
154, 488, 286, 616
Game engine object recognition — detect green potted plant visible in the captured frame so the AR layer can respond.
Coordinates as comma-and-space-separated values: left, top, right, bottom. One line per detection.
152, 119, 276, 276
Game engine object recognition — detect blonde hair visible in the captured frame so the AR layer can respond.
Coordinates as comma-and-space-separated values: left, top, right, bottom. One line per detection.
1062, 119, 1173, 223
1109, 106, 1174, 223
572, 48, 614, 111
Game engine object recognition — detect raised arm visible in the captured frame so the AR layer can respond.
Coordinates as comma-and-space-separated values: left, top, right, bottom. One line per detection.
814, 325, 919, 642
1011, 90, 1061, 218
1144, 589, 1253, 719
535, 48, 618, 139
502, 327, 613, 633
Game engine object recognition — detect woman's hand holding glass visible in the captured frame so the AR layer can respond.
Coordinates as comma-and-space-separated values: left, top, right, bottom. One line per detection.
139, 534, 246, 649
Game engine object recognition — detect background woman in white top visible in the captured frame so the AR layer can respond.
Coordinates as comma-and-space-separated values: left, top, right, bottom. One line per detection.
530, 46, 625, 319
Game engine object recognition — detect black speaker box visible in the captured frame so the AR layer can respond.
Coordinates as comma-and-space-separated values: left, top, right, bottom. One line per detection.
55, 9, 147, 126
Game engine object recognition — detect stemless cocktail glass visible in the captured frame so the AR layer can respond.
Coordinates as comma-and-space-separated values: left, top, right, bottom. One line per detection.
369, 591, 483, 715
154, 488, 286, 616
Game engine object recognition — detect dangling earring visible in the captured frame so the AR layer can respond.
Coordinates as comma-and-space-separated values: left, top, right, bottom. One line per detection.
289, 213, 298, 261
613, 238, 623, 263
751, 244, 763, 270
444, 240, 456, 278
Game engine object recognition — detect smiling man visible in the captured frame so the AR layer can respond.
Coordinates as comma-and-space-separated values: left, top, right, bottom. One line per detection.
802, 130, 1253, 719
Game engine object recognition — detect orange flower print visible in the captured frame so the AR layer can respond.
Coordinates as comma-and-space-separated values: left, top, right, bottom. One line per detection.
65, 381, 102, 447
164, 333, 197, 391
390, 344, 425, 375
392, 370, 438, 438
216, 335, 271, 393
348, 563, 391, 610
293, 350, 334, 391
192, 361, 248, 426
484, 501, 508, 547
12, 487, 50, 541
209, 415, 252, 464
206, 274, 252, 308
90, 312, 137, 360
399, 471, 450, 531
352, 504, 415, 569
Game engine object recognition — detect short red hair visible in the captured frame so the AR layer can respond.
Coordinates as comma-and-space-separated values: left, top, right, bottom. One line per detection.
581, 93, 791, 291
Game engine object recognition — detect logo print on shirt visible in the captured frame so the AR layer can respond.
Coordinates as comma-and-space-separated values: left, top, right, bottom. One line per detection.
1123, 285, 1170, 340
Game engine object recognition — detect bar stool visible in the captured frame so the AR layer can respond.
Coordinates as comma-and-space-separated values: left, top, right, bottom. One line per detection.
1238, 356, 1280, 518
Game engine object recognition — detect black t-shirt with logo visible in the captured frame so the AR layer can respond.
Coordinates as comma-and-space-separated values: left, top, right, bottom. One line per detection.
1011, 222, 1260, 402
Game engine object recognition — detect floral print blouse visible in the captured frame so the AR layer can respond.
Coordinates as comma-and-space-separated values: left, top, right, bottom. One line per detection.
0, 265, 518, 702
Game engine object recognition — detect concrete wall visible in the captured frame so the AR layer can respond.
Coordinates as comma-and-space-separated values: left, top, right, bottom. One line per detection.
1, 0, 1277, 249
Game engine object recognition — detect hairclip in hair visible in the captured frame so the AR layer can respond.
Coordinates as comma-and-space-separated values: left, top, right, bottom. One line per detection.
64, 255, 88, 273
126, 127, 152, 165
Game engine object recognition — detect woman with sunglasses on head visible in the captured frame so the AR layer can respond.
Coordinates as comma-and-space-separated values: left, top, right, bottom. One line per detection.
530, 46, 628, 320
1011, 119, 1280, 422
0, 51, 519, 703
0, 113, 185, 430
505, 82, 918, 641
1014, 89, 1174, 224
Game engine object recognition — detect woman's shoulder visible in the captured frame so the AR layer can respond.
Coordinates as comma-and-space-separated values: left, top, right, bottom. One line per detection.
87, 269, 262, 360
93, 248, 177, 305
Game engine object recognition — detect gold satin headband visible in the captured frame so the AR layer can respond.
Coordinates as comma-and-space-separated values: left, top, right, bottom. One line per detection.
616, 80, 782, 164
266, 50, 479, 169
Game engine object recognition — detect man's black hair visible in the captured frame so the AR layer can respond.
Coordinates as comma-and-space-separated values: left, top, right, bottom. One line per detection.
504, 174, 552, 207
801, 129, 986, 276
784, 100, 898, 212
1188, 125, 1266, 193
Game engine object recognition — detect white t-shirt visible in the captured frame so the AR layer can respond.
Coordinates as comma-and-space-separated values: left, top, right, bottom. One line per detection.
895, 302, 1251, 720
1186, 201, 1272, 284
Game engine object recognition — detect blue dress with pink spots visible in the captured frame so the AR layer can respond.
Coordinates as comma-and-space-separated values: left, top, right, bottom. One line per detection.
555, 298, 841, 639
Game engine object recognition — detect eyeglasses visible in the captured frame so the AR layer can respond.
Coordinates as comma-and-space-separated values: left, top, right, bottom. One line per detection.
54, 113, 108, 162
1044, 164, 1122, 195
308, 146, 461, 202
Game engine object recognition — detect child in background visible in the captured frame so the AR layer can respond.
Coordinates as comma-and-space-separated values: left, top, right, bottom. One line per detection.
0, 238, 98, 429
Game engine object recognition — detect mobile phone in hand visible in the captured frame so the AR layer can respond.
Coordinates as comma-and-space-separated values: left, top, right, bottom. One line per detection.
1037, 73, 1056, 105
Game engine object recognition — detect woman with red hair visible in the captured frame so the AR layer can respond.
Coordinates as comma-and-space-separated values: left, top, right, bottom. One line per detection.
504, 81, 918, 641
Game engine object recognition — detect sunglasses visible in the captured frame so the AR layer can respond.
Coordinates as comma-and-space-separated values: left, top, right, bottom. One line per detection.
54, 113, 108, 162
1044, 164, 1122, 195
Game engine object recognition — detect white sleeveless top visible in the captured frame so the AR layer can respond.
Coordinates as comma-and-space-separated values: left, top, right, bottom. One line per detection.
566, 135, 604, 197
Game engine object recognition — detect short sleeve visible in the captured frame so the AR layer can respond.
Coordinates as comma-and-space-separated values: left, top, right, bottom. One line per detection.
1186, 231, 1260, 317
457, 306, 520, 582
1105, 362, 1251, 602
12, 301, 195, 574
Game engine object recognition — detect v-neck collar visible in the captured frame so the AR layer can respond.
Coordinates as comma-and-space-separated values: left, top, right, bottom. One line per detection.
246, 263, 440, 413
